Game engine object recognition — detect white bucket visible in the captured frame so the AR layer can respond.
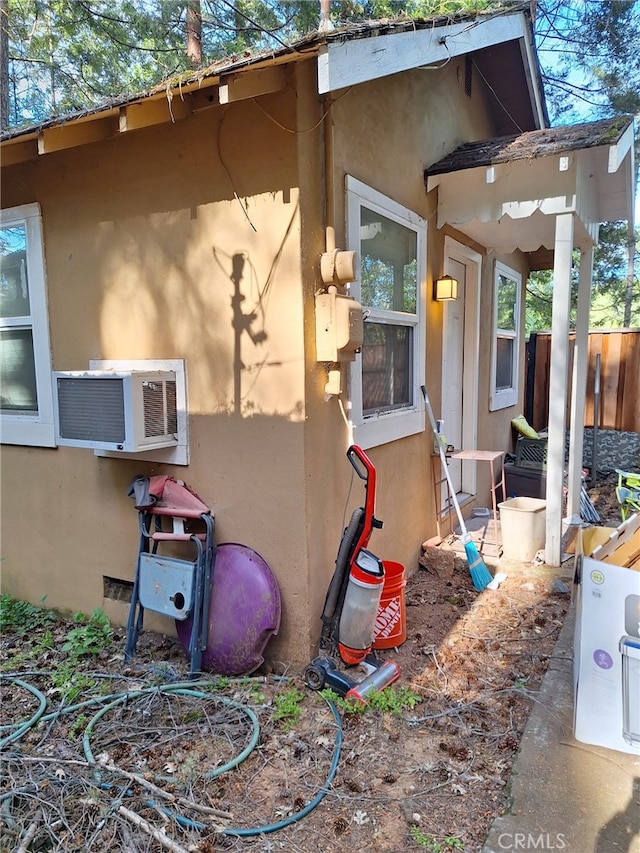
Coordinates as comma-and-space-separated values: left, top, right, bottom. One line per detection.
498, 497, 546, 562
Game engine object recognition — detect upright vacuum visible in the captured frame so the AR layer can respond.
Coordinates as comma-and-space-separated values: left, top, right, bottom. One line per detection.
304, 445, 399, 703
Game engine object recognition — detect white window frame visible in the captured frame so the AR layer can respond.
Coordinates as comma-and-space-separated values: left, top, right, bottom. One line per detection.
346, 176, 426, 449
490, 261, 521, 411
1, 203, 56, 446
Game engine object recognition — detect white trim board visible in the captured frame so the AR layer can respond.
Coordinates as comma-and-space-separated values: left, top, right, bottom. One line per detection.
318, 12, 528, 93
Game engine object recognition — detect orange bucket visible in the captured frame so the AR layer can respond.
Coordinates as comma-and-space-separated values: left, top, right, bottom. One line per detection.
372, 561, 406, 649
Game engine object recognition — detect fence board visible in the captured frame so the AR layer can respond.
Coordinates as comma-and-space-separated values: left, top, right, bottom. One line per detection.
621, 331, 640, 431
526, 330, 640, 433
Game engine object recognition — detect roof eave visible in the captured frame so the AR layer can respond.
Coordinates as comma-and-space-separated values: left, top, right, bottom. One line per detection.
2, 5, 543, 149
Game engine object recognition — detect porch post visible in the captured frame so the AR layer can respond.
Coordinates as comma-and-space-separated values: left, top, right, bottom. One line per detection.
567, 243, 594, 519
545, 212, 574, 566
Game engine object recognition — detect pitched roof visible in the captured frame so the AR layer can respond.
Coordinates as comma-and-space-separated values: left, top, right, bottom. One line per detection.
2, 3, 534, 142
424, 115, 632, 177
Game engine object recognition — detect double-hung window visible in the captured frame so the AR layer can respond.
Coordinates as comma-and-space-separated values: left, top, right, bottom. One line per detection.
346, 177, 426, 448
489, 261, 521, 411
1, 203, 55, 446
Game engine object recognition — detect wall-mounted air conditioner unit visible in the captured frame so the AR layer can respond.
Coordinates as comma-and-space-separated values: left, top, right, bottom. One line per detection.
53, 370, 178, 452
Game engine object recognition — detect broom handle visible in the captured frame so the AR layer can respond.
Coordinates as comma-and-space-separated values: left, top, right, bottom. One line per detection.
421, 386, 468, 537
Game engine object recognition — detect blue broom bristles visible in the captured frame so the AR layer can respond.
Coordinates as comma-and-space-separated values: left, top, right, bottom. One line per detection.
462, 535, 493, 591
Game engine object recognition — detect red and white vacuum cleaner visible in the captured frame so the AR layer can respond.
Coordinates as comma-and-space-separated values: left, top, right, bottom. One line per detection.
304, 445, 399, 703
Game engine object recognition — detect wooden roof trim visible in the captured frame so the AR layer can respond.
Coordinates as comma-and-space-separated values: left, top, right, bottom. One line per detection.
0, 44, 314, 150
1, 4, 538, 162
317, 8, 530, 94
2, 60, 295, 161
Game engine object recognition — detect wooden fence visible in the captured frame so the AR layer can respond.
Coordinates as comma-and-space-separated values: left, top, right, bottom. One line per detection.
525, 329, 640, 433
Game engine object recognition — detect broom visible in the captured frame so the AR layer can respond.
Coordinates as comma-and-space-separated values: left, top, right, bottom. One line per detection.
421, 386, 493, 591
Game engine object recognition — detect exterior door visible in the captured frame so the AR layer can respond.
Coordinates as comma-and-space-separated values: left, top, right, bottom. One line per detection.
442, 258, 466, 493
441, 239, 481, 498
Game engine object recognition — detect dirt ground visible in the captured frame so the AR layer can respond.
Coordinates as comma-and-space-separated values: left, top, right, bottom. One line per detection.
0, 478, 625, 853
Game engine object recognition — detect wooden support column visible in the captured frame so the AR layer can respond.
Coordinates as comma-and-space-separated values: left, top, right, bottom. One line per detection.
545, 212, 574, 566
567, 243, 594, 519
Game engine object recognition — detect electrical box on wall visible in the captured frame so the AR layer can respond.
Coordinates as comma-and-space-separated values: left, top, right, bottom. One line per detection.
315, 286, 363, 363
53, 369, 178, 452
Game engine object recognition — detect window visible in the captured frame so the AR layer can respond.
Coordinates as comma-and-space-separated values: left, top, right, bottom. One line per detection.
1, 203, 55, 446
490, 261, 521, 411
346, 177, 426, 448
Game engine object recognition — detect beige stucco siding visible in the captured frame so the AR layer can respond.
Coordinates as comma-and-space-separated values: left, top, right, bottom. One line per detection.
1, 51, 530, 666
1, 71, 321, 662
321, 58, 503, 569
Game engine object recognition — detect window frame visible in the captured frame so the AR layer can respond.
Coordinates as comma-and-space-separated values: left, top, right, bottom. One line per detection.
1, 202, 56, 447
489, 261, 521, 412
346, 176, 426, 449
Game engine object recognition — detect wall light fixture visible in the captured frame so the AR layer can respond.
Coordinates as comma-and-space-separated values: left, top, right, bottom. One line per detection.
433, 276, 459, 301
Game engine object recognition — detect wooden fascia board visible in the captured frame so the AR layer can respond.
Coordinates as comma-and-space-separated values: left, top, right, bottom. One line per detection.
1, 138, 39, 165
577, 130, 635, 225
317, 12, 528, 93
5, 59, 292, 159
219, 65, 286, 104
608, 120, 635, 174
431, 160, 580, 226
38, 115, 118, 155
2, 91, 217, 160
517, 24, 546, 128
119, 93, 194, 132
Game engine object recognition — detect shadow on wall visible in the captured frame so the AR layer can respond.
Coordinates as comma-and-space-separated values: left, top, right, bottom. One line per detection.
45, 96, 308, 421
93, 199, 304, 422
212, 198, 299, 418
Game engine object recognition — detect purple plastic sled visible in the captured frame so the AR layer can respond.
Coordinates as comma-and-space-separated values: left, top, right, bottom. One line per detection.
176, 543, 281, 676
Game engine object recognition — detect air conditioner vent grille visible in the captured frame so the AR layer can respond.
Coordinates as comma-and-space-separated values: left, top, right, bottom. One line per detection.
166, 381, 178, 434
57, 378, 126, 442
142, 380, 169, 438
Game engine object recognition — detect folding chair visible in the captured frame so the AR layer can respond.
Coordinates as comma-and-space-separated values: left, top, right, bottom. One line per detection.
124, 476, 216, 678
615, 469, 640, 522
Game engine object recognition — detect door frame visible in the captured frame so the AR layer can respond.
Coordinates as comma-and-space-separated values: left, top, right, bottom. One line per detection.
442, 236, 482, 496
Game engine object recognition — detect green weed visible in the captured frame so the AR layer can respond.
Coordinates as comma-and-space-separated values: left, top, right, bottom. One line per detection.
181, 709, 204, 724
320, 684, 422, 715
61, 609, 112, 657
410, 826, 463, 851
1, 598, 111, 703
51, 663, 98, 704
367, 685, 422, 714
0, 595, 57, 635
33, 629, 55, 655
249, 685, 266, 703
272, 686, 305, 729
69, 713, 88, 740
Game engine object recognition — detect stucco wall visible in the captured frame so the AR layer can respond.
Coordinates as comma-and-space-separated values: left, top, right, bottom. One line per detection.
323, 58, 520, 565
1, 53, 530, 667
1, 64, 327, 664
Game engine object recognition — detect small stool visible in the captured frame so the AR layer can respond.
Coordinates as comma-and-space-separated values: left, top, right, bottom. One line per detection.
451, 449, 506, 550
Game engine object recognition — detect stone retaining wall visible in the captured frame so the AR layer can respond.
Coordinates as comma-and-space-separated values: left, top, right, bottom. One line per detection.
579, 429, 640, 474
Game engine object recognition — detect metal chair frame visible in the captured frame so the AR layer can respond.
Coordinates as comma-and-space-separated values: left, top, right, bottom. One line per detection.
124, 485, 216, 678
615, 469, 640, 522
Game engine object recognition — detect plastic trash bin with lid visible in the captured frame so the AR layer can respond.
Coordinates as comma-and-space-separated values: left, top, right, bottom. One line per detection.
498, 497, 546, 562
